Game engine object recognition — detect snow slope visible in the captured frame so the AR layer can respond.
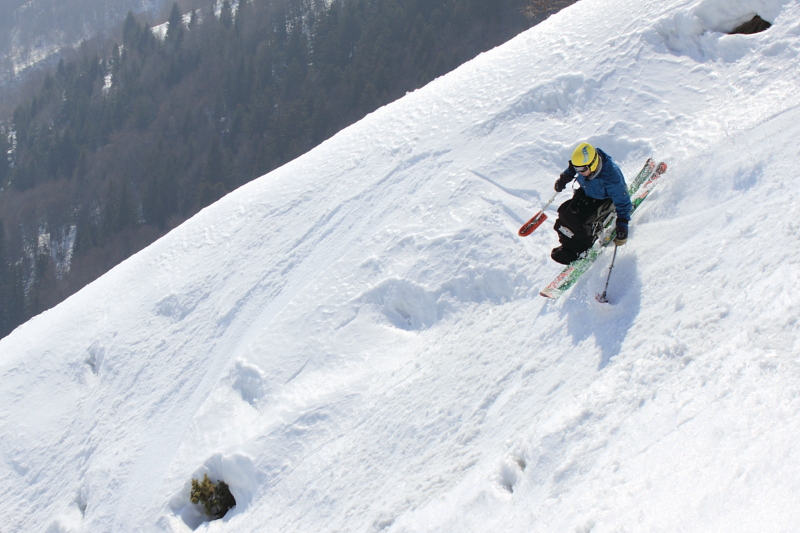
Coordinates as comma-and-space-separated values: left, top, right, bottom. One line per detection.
3, 0, 800, 531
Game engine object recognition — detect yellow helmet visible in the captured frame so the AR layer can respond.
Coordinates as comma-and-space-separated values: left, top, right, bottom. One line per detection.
571, 142, 600, 173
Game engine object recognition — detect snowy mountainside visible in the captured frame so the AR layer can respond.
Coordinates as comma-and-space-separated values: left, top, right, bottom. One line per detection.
0, 0, 173, 80
2, 0, 800, 531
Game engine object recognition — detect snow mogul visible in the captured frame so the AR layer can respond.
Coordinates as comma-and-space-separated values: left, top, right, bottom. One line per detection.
550, 142, 632, 265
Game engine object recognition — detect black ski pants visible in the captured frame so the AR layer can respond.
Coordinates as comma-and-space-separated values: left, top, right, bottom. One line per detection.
553, 188, 613, 256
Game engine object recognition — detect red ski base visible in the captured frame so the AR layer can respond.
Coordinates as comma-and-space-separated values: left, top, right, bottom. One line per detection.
518, 212, 547, 236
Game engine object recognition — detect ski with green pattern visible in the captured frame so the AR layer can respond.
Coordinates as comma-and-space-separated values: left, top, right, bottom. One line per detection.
540, 160, 667, 299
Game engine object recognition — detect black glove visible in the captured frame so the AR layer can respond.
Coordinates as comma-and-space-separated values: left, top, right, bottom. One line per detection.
614, 219, 629, 246
555, 167, 574, 192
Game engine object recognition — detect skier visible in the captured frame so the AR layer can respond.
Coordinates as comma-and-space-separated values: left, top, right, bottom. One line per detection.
550, 142, 632, 265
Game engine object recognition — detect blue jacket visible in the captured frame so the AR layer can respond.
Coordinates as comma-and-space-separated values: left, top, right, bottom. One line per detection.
569, 149, 632, 221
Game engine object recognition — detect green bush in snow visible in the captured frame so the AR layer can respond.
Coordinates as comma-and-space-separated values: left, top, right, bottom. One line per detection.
190, 473, 236, 519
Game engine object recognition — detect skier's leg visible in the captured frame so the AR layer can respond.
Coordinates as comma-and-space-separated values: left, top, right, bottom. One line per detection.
584, 199, 614, 240
551, 192, 600, 263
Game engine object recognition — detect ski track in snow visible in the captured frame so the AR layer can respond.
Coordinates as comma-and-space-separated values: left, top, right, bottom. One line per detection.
2, 0, 800, 531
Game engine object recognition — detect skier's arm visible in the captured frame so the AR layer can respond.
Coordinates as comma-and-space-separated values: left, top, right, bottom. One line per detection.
554, 163, 576, 192
606, 168, 632, 222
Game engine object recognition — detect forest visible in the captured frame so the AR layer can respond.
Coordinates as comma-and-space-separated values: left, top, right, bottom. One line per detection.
0, 0, 574, 338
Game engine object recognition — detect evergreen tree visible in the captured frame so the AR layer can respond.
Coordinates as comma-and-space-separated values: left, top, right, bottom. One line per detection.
0, 219, 7, 336
6, 263, 25, 336
219, 1, 233, 30
166, 3, 184, 45
27, 237, 54, 321
122, 12, 140, 48
198, 136, 227, 206
0, 129, 9, 187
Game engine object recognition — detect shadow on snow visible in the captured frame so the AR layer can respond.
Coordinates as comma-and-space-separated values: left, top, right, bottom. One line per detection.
561, 253, 642, 370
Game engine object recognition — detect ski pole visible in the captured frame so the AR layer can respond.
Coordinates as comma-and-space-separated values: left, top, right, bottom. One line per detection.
518, 191, 559, 236
541, 190, 558, 211
596, 245, 618, 303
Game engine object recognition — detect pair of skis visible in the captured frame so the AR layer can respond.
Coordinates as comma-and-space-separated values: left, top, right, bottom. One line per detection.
518, 158, 667, 300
